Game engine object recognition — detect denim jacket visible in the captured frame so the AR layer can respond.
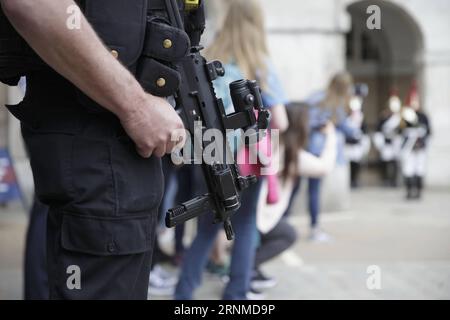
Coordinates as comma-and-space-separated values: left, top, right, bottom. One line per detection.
306, 91, 361, 165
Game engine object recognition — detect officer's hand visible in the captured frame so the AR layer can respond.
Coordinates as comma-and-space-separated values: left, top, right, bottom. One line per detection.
120, 94, 186, 158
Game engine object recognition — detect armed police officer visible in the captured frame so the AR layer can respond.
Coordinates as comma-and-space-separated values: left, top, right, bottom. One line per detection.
1, 0, 185, 299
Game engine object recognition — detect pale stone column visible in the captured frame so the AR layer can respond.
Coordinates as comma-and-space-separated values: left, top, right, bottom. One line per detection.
423, 55, 450, 187
394, 0, 450, 188
4, 85, 34, 205
6, 85, 26, 159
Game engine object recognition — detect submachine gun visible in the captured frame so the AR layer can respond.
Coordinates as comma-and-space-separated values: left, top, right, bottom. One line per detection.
143, 0, 271, 240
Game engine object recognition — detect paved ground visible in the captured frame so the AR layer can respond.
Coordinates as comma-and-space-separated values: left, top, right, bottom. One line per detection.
0, 203, 26, 300
1, 187, 449, 300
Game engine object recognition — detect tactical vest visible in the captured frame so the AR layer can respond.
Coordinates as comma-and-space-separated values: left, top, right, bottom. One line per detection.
0, 0, 204, 98
0, 6, 44, 85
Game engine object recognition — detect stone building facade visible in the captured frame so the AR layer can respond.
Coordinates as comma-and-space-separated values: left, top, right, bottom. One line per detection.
209, 0, 450, 189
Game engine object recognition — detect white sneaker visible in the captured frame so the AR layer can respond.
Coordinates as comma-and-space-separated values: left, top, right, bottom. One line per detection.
148, 265, 177, 297
152, 265, 178, 286
246, 288, 266, 300
309, 228, 332, 243
251, 269, 277, 290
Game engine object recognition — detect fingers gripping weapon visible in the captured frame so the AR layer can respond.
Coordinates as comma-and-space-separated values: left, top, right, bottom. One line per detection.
146, 0, 270, 240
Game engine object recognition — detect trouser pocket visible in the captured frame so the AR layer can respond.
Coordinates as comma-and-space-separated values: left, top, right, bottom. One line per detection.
61, 213, 154, 255
23, 116, 164, 217
65, 134, 163, 217
47, 210, 157, 299
109, 136, 164, 215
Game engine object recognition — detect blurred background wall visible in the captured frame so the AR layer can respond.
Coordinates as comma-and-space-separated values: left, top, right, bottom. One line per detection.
208, 0, 450, 190
0, 85, 32, 205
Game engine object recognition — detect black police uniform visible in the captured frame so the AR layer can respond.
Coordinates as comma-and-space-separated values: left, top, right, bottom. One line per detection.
24, 198, 49, 300
7, 0, 170, 299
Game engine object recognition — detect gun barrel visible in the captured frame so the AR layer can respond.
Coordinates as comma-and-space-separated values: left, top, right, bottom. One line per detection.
166, 194, 211, 227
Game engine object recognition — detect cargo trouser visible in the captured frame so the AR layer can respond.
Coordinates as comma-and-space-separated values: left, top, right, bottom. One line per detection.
11, 101, 163, 299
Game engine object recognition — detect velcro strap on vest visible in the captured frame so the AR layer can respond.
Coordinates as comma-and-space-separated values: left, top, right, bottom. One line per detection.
137, 58, 181, 97
142, 18, 190, 62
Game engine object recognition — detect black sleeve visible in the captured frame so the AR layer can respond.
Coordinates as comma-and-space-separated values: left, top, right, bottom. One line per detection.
361, 122, 368, 134
376, 118, 385, 132
419, 112, 431, 138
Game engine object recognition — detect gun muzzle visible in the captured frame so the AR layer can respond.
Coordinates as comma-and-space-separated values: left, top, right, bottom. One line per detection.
166, 195, 211, 228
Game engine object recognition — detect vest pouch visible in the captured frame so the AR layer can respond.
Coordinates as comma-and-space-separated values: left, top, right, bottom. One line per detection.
137, 58, 181, 97
143, 17, 190, 62
83, 0, 148, 67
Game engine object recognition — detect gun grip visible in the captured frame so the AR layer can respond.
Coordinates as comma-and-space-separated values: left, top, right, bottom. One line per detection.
223, 219, 235, 241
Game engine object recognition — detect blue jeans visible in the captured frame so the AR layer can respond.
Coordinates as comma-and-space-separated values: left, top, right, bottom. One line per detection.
175, 179, 263, 300
308, 178, 321, 228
